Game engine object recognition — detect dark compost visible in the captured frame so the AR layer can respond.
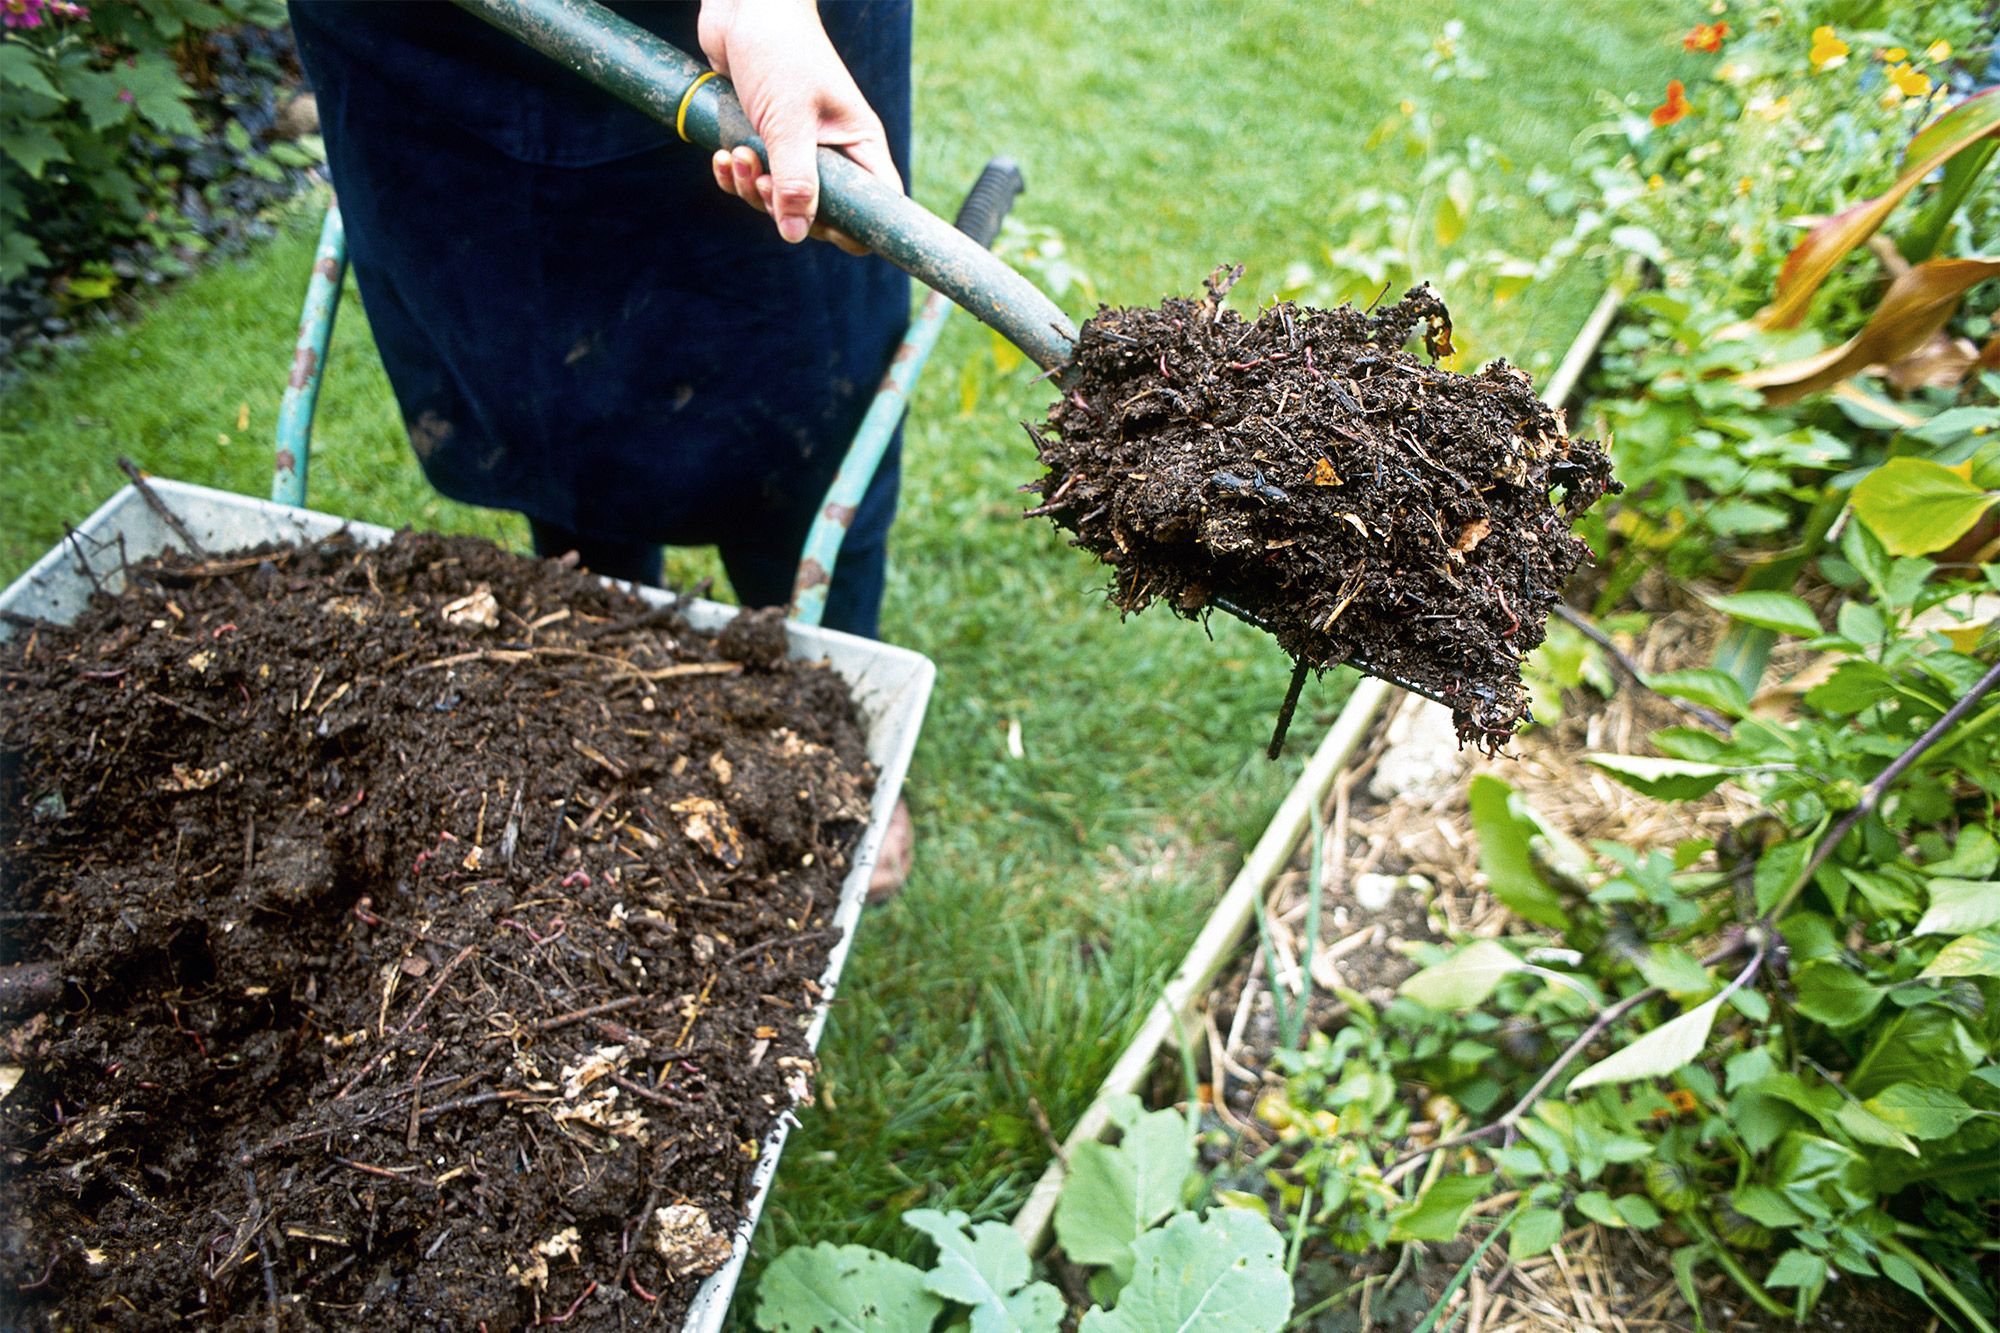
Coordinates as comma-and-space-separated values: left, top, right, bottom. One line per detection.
0, 531, 874, 1329
1028, 272, 1619, 748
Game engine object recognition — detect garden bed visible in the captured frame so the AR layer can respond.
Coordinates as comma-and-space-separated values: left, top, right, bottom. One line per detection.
0, 482, 933, 1330
1102, 610, 1936, 1332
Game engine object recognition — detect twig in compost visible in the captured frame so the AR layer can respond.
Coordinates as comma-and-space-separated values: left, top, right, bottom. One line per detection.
1551, 605, 1730, 733
521, 994, 647, 1034
146, 690, 222, 727
117, 456, 211, 560
394, 942, 477, 1036
0, 960, 62, 1016
62, 523, 106, 596
720, 926, 841, 971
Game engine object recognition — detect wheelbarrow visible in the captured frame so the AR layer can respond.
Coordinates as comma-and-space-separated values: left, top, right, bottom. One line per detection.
272, 0, 1453, 759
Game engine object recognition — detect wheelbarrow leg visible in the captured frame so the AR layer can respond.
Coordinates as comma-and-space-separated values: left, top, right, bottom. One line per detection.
790, 159, 1026, 627
273, 201, 347, 507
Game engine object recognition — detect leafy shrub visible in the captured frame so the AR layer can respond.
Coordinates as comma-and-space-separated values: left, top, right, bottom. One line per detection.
0, 0, 315, 349
755, 1096, 1294, 1330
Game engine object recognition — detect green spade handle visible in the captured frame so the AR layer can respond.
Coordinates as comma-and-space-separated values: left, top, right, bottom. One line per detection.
451, 0, 1079, 372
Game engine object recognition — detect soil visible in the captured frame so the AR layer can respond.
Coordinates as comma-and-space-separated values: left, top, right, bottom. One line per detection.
1029, 271, 1619, 750
0, 530, 875, 1329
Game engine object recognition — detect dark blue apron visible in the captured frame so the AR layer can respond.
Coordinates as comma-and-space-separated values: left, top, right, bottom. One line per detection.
289, 1, 911, 636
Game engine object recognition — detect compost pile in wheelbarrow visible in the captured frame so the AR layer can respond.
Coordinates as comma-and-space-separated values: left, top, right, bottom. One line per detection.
1027, 270, 1618, 749
0, 531, 873, 1329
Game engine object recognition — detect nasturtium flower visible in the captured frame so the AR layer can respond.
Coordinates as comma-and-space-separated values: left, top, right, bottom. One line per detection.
1886, 62, 1932, 98
1683, 22, 1729, 52
1651, 79, 1692, 127
1809, 25, 1849, 72
1880, 46, 1908, 61
1926, 40, 1952, 62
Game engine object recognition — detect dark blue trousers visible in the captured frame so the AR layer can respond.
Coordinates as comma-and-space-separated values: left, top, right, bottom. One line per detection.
290, 1, 912, 638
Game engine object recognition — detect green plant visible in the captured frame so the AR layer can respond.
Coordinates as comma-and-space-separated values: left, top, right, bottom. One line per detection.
1375, 507, 2000, 1324
755, 1096, 1293, 1331
0, 0, 301, 295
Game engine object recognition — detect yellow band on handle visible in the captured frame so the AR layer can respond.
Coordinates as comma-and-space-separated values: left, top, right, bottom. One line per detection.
675, 70, 719, 143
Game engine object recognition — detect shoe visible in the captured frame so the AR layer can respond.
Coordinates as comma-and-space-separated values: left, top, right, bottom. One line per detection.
867, 798, 913, 903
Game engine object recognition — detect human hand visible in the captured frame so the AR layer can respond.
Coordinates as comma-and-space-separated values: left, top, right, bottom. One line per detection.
698, 0, 901, 255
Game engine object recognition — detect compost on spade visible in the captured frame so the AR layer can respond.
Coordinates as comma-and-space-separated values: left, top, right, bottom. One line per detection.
1027, 268, 1619, 750
0, 531, 874, 1329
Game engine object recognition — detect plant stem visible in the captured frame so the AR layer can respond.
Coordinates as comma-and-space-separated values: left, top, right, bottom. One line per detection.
1881, 1235, 2000, 1333
1771, 653, 2000, 921
1553, 604, 1732, 733
1684, 1214, 1791, 1319
1385, 939, 1758, 1178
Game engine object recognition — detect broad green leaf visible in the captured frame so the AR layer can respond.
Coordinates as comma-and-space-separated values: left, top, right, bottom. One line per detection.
1765, 1248, 1829, 1292
1741, 258, 2000, 405
906, 1210, 1063, 1333
1925, 827, 1999, 879
1569, 984, 1742, 1092
756, 1243, 943, 1333
1918, 933, 2000, 979
1637, 946, 1715, 1000
1701, 591, 1823, 638
1861, 1084, 1979, 1140
1508, 1207, 1563, 1261
1077, 1210, 1291, 1332
1399, 939, 1523, 1011
1754, 838, 1813, 917
1850, 1007, 1983, 1098
1644, 669, 1749, 718
1054, 1096, 1194, 1281
0, 46, 61, 100
1389, 1173, 1490, 1243
1573, 1191, 1622, 1227
1789, 960, 1885, 1028
0, 122, 67, 179
1585, 754, 1735, 802
1616, 1195, 1664, 1229
120, 50, 201, 138
1755, 89, 2000, 329
1914, 880, 2000, 936
1852, 458, 1997, 556
1467, 776, 1568, 929
1804, 660, 1895, 715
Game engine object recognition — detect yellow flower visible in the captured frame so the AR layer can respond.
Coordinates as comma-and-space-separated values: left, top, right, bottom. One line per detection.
1926, 40, 1952, 62
1399, 98, 1415, 115
1736, 176, 1753, 195
1810, 25, 1849, 72
1647, 173, 1665, 191
1887, 62, 1932, 97
1881, 46, 1908, 61
1746, 93, 1791, 121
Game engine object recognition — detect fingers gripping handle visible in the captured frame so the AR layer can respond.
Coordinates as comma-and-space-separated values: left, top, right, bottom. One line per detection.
952, 157, 1025, 250
451, 0, 1076, 371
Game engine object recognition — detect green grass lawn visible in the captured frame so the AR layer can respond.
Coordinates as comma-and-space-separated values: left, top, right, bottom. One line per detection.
0, 0, 1673, 1292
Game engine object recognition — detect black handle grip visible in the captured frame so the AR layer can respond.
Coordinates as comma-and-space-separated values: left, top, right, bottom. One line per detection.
951, 156, 1025, 251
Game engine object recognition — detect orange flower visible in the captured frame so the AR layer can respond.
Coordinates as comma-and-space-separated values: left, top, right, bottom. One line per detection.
1683, 22, 1729, 53
1651, 79, 1692, 127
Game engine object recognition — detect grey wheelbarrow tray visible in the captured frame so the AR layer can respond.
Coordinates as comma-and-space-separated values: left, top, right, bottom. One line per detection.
0, 477, 934, 1328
